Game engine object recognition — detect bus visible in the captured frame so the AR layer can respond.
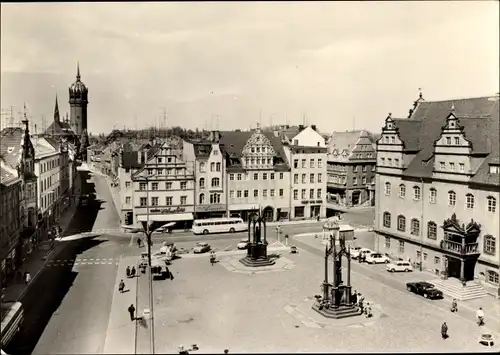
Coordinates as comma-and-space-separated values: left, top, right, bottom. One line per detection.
1, 301, 24, 348
192, 217, 247, 235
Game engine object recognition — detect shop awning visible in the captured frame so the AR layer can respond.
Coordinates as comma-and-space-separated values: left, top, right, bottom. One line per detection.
137, 213, 194, 223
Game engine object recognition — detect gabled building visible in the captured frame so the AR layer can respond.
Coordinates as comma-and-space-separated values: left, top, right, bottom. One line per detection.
131, 137, 195, 229
283, 125, 328, 219
183, 131, 228, 219
220, 125, 291, 221
326, 130, 377, 207
374, 93, 499, 295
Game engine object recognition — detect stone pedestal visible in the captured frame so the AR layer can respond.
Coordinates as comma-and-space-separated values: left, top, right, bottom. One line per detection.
312, 303, 361, 319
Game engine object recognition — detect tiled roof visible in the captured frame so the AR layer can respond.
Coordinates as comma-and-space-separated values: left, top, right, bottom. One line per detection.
392, 120, 421, 152
0, 127, 23, 168
0, 165, 18, 186
327, 130, 364, 155
400, 96, 499, 184
45, 120, 75, 136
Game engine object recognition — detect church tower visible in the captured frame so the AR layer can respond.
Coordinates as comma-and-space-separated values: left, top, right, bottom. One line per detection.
68, 62, 88, 136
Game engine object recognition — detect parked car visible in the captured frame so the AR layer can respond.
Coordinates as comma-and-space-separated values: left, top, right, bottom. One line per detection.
406, 281, 443, 299
237, 239, 250, 250
193, 242, 211, 254
386, 261, 413, 272
349, 246, 362, 258
365, 253, 390, 264
351, 248, 373, 260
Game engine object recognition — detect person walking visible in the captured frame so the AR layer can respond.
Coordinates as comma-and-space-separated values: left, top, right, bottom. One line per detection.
137, 237, 142, 248
126, 266, 131, 278
24, 272, 32, 285
128, 304, 135, 321
119, 279, 125, 293
476, 307, 485, 326
352, 290, 358, 305
441, 322, 448, 339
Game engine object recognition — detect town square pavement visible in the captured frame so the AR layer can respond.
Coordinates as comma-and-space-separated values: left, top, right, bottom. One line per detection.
151, 245, 499, 353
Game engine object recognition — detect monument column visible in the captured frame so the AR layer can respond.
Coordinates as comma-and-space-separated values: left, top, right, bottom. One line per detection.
345, 245, 352, 305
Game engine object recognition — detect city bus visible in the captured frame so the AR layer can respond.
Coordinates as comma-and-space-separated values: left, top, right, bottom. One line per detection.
1, 301, 24, 348
192, 217, 247, 235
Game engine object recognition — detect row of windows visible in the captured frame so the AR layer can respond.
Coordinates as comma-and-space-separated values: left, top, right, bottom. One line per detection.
438, 161, 465, 172
146, 167, 189, 176
328, 174, 374, 185
139, 196, 188, 206
242, 157, 274, 166
293, 158, 323, 169
229, 188, 285, 199
443, 136, 461, 146
229, 172, 284, 181
199, 193, 221, 204
385, 183, 497, 212
200, 162, 221, 173
138, 181, 190, 191
40, 156, 62, 174
382, 212, 497, 255
293, 173, 323, 184
293, 188, 323, 200
380, 157, 400, 167
199, 178, 220, 188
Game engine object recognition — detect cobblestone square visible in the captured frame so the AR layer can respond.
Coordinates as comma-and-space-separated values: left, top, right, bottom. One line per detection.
153, 248, 499, 353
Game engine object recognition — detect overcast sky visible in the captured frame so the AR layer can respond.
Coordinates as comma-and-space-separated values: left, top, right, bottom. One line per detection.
1, 2, 498, 135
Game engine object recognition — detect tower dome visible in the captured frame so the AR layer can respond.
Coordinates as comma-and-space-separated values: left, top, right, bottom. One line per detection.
69, 62, 88, 100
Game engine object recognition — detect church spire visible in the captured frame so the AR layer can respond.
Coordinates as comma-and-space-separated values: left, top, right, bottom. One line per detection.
54, 94, 60, 122
76, 61, 81, 81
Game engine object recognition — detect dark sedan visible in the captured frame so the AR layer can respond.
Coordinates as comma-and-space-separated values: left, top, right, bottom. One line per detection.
406, 281, 444, 299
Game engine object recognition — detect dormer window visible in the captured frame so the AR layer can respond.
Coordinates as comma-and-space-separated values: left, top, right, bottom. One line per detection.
489, 165, 500, 174
391, 136, 395, 144
454, 137, 460, 145
446, 137, 451, 145
294, 139, 298, 145
440, 162, 445, 170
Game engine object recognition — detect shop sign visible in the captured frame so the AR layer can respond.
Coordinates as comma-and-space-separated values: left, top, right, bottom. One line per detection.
150, 206, 186, 214
195, 204, 226, 213
301, 199, 323, 204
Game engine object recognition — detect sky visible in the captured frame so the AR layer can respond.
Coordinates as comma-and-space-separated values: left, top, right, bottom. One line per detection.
1, 1, 498, 135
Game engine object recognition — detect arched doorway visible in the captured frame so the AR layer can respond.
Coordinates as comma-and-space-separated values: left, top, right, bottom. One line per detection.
351, 190, 361, 206
262, 206, 274, 222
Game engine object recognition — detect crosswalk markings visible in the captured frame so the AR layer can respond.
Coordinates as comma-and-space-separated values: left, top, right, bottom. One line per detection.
46, 258, 120, 267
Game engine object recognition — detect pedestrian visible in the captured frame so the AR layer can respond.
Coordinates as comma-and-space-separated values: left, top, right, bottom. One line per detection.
365, 302, 372, 318
476, 307, 485, 326
128, 304, 135, 321
450, 298, 458, 313
137, 238, 142, 248
126, 266, 131, 278
131, 266, 136, 277
441, 322, 448, 339
352, 290, 358, 305
119, 279, 125, 293
24, 272, 32, 285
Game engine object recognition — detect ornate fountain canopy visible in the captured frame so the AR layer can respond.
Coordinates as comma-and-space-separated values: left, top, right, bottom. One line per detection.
323, 218, 340, 231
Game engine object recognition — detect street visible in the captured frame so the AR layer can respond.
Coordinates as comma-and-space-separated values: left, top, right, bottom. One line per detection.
5, 170, 125, 355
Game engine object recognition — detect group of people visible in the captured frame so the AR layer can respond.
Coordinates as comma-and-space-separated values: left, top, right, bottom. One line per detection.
441, 304, 487, 339
126, 266, 137, 278
351, 290, 372, 317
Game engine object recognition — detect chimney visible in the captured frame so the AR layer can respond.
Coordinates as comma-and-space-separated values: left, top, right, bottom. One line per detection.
298, 125, 305, 131
311, 125, 317, 131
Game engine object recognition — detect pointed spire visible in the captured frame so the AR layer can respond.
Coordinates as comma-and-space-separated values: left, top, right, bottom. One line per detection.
54, 94, 60, 122
76, 61, 81, 81
418, 87, 423, 99
450, 101, 455, 112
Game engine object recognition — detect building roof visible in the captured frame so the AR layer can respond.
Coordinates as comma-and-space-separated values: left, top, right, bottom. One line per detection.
193, 143, 213, 159
327, 130, 377, 162
0, 127, 24, 169
0, 163, 18, 187
397, 96, 499, 183
45, 120, 75, 136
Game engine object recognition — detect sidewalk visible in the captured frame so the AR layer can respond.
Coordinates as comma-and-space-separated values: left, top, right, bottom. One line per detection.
102, 255, 139, 354
2, 180, 81, 303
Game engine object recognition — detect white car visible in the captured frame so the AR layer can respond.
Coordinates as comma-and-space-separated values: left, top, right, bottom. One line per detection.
386, 261, 413, 272
193, 242, 211, 254
365, 252, 390, 264
352, 248, 372, 259
237, 239, 250, 250
349, 246, 362, 258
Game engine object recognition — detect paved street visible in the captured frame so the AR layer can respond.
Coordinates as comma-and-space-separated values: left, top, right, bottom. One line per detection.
5, 170, 126, 355
151, 244, 498, 353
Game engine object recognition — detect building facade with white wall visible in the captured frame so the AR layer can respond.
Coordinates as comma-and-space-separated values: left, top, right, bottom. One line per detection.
374, 94, 500, 295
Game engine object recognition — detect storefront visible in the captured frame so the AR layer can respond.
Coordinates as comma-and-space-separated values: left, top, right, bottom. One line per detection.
195, 204, 227, 219
229, 204, 260, 221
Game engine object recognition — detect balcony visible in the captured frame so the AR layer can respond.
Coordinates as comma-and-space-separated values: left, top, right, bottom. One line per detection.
440, 240, 480, 256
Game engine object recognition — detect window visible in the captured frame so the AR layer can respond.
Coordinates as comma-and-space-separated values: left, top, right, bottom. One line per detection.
310, 173, 315, 183
429, 188, 437, 203
440, 162, 445, 170
140, 197, 147, 206
394, 159, 399, 167
353, 177, 357, 185
293, 189, 299, 200
236, 190, 242, 198
448, 191, 456, 206
446, 137, 451, 145
252, 189, 258, 198
397, 215, 406, 232
294, 159, 299, 168
293, 174, 299, 184
459, 163, 464, 172
244, 190, 249, 197
383, 212, 391, 228
229, 174, 234, 181
301, 174, 306, 183
318, 173, 322, 183
199, 194, 205, 204
310, 159, 315, 168
487, 270, 499, 284
151, 182, 159, 191
270, 173, 275, 180
213, 149, 218, 155
487, 196, 497, 213
125, 196, 131, 204
413, 186, 421, 201
253, 173, 258, 180
237, 173, 242, 181
465, 193, 474, 209
301, 189, 306, 199
318, 159, 322, 168
410, 219, 420, 236
230, 190, 235, 198
449, 162, 455, 170
490, 165, 500, 174
484, 235, 496, 255
263, 173, 268, 180
387, 158, 392, 166
210, 162, 215, 171
384, 182, 391, 196
362, 165, 367, 172
166, 182, 172, 190
199, 178, 205, 188
139, 182, 147, 191
279, 189, 284, 197
263, 189, 268, 198
211, 178, 220, 187
309, 189, 314, 199
399, 240, 404, 253
148, 169, 154, 175
279, 173, 284, 179
270, 189, 275, 197
362, 176, 366, 184
210, 193, 220, 204
384, 237, 390, 248
302, 159, 306, 168
166, 197, 173, 205
216, 162, 221, 172
157, 169, 164, 175
427, 222, 437, 239
317, 189, 322, 199
125, 181, 131, 188
381, 157, 385, 166
454, 137, 460, 145
434, 256, 440, 265
423, 253, 428, 260
151, 197, 159, 206
399, 184, 406, 198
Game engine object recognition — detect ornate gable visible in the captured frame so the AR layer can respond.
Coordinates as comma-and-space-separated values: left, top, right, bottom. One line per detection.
434, 111, 472, 148
442, 213, 481, 236
241, 130, 276, 170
